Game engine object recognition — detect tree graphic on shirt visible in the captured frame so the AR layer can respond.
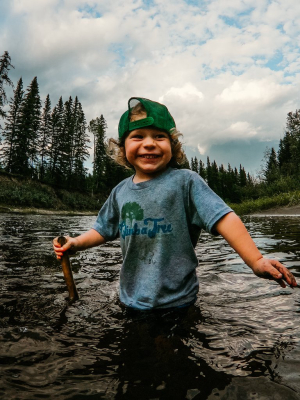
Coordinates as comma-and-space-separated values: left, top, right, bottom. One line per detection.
121, 202, 144, 225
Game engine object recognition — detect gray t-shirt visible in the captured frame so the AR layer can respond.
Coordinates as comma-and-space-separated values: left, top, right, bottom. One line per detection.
93, 168, 232, 310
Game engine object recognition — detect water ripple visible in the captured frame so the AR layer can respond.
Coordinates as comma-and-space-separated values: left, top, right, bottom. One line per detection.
1, 214, 300, 399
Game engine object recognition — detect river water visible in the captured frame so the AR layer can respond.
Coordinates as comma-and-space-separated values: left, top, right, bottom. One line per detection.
0, 213, 300, 400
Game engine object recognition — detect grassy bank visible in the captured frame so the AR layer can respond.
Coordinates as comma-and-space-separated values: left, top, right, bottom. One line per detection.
229, 191, 300, 215
2, 171, 300, 216
0, 171, 105, 213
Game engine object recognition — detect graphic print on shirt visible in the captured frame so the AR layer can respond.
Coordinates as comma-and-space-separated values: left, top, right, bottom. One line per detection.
119, 202, 173, 239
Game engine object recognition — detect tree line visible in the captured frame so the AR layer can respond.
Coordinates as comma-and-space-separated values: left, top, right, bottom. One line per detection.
264, 110, 300, 186
1, 51, 300, 204
190, 108, 300, 204
0, 51, 130, 195
190, 157, 253, 203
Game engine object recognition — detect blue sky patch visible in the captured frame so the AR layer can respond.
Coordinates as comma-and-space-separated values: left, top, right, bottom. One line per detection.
265, 53, 284, 71
78, 4, 102, 18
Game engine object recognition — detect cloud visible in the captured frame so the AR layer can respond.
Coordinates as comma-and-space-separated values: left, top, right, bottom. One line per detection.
1, 0, 300, 173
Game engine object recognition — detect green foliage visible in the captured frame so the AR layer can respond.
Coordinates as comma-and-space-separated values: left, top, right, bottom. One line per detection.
0, 177, 57, 208
189, 156, 250, 203
0, 172, 104, 211
9, 76, 41, 176
88, 115, 108, 193
0, 51, 14, 121
1, 77, 24, 172
229, 191, 300, 216
56, 189, 103, 211
38, 94, 52, 180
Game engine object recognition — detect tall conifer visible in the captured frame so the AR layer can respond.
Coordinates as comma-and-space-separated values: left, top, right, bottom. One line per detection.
264, 147, 279, 183
88, 114, 108, 192
0, 51, 14, 121
1, 77, 24, 172
72, 99, 90, 189
14, 77, 41, 176
63, 96, 75, 181
199, 159, 206, 180
39, 94, 52, 180
49, 97, 65, 185
239, 165, 247, 187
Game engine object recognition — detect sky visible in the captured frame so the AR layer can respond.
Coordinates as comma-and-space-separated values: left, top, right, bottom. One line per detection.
1, 0, 300, 175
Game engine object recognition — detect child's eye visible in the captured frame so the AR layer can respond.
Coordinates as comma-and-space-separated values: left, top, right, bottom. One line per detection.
156, 134, 168, 139
131, 134, 144, 139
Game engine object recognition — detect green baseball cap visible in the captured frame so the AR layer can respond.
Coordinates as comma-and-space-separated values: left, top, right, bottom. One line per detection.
118, 97, 176, 139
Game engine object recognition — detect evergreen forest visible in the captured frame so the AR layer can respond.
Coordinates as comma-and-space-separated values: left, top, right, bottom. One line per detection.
0, 52, 131, 199
1, 51, 300, 210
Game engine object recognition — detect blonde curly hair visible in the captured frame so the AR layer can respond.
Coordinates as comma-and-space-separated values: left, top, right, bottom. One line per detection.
108, 103, 185, 169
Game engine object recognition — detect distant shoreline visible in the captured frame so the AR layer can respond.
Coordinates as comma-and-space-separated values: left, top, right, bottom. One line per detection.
0, 206, 98, 216
1, 204, 300, 217
250, 204, 300, 216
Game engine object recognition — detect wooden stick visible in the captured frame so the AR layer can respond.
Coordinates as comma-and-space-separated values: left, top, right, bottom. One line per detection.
58, 236, 79, 302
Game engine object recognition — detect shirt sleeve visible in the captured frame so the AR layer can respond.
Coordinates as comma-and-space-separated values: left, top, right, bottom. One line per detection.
93, 190, 120, 241
188, 172, 233, 235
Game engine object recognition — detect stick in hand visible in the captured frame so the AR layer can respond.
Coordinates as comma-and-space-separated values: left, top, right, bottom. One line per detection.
58, 236, 79, 303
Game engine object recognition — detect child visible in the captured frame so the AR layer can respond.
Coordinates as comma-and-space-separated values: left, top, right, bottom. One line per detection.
53, 97, 297, 310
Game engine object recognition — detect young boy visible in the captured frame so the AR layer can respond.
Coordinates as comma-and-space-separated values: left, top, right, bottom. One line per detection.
53, 97, 297, 310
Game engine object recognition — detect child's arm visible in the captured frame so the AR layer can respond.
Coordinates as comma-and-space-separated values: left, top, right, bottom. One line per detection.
53, 229, 106, 260
215, 212, 297, 288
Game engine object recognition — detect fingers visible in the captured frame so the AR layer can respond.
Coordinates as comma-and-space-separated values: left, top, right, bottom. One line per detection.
277, 279, 286, 289
270, 260, 297, 287
252, 258, 297, 288
53, 236, 71, 260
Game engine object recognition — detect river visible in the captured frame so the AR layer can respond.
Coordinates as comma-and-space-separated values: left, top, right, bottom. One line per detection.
0, 214, 300, 399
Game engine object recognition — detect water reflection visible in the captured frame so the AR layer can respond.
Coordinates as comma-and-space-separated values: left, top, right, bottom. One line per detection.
1, 214, 300, 399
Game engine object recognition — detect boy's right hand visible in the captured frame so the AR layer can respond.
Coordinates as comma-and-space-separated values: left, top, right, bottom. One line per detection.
53, 236, 77, 260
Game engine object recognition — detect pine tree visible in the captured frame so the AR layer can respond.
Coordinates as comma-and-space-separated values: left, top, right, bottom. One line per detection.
218, 164, 226, 197
210, 160, 220, 195
180, 153, 190, 169
48, 97, 65, 185
191, 156, 199, 173
278, 132, 292, 176
284, 110, 300, 175
227, 163, 240, 203
13, 77, 41, 176
38, 94, 52, 180
206, 157, 212, 187
88, 114, 108, 193
53, 96, 73, 185
62, 96, 74, 182
1, 77, 24, 172
247, 173, 253, 185
190, 157, 194, 171
72, 99, 90, 189
199, 159, 206, 180
0, 51, 14, 121
239, 165, 247, 187
264, 147, 279, 183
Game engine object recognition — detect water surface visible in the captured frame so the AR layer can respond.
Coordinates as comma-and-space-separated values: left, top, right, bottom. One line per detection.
1, 214, 300, 399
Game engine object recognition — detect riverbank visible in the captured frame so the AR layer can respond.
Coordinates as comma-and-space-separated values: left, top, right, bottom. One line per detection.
0, 206, 98, 215
229, 191, 300, 216
1, 204, 300, 216
0, 171, 104, 213
2, 171, 300, 216
250, 204, 300, 216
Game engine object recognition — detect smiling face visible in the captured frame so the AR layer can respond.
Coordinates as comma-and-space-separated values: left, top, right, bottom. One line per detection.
124, 128, 173, 182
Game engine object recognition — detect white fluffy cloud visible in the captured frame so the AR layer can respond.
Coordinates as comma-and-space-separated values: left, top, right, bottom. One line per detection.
1, 0, 300, 171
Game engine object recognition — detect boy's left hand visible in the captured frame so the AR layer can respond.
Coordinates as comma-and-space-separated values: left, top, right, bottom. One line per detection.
251, 258, 297, 288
